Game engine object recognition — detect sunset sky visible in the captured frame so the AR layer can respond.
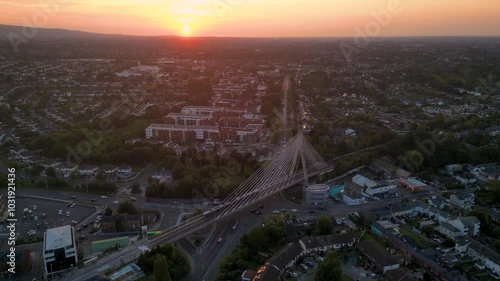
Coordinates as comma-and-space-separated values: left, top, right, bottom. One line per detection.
1, 0, 500, 37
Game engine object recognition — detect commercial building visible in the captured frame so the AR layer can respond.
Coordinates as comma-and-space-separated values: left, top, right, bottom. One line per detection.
304, 184, 330, 205
145, 124, 221, 143
365, 185, 397, 196
164, 113, 214, 126
398, 178, 429, 192
146, 105, 265, 144
43, 225, 78, 278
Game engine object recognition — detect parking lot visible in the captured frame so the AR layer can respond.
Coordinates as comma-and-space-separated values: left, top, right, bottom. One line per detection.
0, 198, 95, 240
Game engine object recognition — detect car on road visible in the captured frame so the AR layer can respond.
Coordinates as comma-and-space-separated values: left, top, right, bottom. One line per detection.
41, 213, 46, 218
58, 210, 62, 215
291, 209, 297, 212
371, 274, 379, 278
66, 211, 70, 217
217, 237, 223, 243
90, 198, 96, 202
69, 203, 76, 208
100, 195, 107, 199
289, 271, 298, 277
272, 210, 280, 214
33, 205, 37, 210
34, 216, 38, 221
70, 195, 77, 199
130, 197, 137, 201
113, 200, 119, 205
281, 209, 287, 212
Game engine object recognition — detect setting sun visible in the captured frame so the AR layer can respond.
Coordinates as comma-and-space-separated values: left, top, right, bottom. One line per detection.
182, 25, 191, 36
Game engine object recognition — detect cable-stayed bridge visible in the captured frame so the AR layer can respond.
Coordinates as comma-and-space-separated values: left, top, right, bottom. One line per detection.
62, 131, 330, 281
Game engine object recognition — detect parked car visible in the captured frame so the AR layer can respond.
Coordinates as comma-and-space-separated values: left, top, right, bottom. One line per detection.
291, 209, 297, 212
100, 195, 107, 199
300, 264, 308, 270
289, 271, 298, 277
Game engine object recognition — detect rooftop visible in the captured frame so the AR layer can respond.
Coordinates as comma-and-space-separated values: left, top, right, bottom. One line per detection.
45, 225, 74, 251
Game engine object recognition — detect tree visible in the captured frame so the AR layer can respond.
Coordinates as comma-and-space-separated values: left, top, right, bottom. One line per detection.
153, 254, 172, 281
117, 201, 139, 214
131, 183, 141, 194
315, 251, 342, 281
46, 167, 56, 178
315, 216, 333, 235
104, 207, 112, 216
492, 240, 500, 254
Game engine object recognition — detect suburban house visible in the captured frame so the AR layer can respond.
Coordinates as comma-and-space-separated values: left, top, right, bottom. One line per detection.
241, 269, 256, 281
266, 242, 304, 274
449, 217, 480, 237
252, 263, 281, 281
437, 223, 462, 240
55, 162, 78, 176
77, 165, 99, 177
356, 241, 400, 273
449, 193, 474, 210
299, 230, 356, 254
117, 165, 132, 177
455, 238, 500, 275
99, 164, 119, 175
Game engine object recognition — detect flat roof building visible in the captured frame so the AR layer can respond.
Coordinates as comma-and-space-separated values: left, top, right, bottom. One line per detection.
43, 225, 78, 278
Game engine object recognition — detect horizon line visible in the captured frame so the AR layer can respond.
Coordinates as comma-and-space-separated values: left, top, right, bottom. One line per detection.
1, 23, 500, 39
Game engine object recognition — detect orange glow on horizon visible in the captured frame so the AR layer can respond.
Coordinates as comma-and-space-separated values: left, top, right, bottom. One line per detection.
182, 25, 191, 37
0, 0, 499, 37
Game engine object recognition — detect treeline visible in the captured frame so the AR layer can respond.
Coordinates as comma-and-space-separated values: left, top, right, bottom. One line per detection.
23, 127, 177, 165
216, 216, 294, 281
136, 244, 190, 281
146, 150, 258, 198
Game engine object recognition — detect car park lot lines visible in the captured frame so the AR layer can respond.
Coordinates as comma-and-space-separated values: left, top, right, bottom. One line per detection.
0, 197, 95, 240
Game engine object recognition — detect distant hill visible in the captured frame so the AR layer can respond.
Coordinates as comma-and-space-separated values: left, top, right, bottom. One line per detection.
0, 24, 178, 41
